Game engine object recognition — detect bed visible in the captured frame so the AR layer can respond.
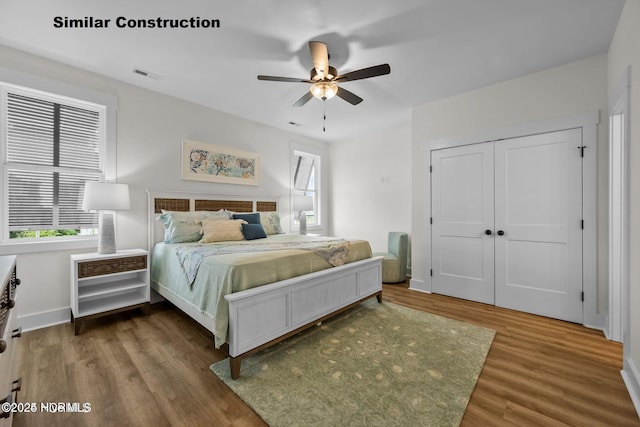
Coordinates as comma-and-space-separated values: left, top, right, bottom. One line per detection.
147, 190, 383, 378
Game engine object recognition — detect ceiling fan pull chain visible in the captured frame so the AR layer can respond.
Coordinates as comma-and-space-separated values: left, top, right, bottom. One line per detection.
323, 100, 327, 132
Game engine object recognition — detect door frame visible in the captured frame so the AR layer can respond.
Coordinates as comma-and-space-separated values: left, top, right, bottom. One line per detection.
608, 67, 631, 342
419, 111, 600, 329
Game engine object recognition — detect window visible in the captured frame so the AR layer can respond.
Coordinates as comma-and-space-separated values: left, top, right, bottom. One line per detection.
291, 149, 321, 228
1, 84, 106, 240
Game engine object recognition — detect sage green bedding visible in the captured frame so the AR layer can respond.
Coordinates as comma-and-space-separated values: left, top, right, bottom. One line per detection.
150, 234, 372, 347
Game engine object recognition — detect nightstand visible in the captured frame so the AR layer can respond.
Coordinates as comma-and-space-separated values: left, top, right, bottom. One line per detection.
70, 249, 149, 335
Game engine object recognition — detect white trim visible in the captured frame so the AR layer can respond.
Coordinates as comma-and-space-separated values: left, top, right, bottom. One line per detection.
18, 307, 71, 332
420, 144, 432, 293
290, 140, 328, 233
420, 111, 600, 328
607, 66, 631, 343
409, 278, 430, 293
582, 121, 600, 330
0, 236, 97, 256
622, 357, 640, 417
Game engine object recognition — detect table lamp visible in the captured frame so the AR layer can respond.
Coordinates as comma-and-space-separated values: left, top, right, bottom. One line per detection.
292, 195, 313, 235
82, 181, 130, 254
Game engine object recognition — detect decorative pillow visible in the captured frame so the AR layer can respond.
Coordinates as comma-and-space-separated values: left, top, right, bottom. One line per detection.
259, 211, 284, 235
159, 210, 230, 243
241, 223, 267, 240
232, 212, 261, 224
200, 219, 247, 243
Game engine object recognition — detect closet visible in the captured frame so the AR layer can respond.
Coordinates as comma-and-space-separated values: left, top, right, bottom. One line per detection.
431, 129, 583, 323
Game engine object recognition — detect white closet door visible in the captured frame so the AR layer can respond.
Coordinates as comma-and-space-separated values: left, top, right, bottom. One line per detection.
494, 129, 583, 323
431, 143, 495, 304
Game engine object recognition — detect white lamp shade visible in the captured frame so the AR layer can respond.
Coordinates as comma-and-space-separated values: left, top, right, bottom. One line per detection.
82, 182, 130, 211
292, 195, 313, 212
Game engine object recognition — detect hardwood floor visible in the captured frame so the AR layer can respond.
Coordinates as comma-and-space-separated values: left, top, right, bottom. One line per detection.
13, 283, 639, 426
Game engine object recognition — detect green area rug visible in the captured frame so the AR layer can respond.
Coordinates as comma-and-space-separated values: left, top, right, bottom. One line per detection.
210, 300, 495, 426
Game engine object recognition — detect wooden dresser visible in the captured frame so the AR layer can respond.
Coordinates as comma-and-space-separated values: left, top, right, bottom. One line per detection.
0, 256, 21, 425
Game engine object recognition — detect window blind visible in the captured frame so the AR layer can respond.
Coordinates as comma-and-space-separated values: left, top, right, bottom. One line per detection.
6, 92, 101, 232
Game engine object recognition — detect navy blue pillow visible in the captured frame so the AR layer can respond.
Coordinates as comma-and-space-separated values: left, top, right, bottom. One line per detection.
241, 223, 267, 240
233, 213, 261, 224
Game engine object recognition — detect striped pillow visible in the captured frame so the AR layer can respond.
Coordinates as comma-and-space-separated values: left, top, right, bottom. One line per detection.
199, 219, 247, 243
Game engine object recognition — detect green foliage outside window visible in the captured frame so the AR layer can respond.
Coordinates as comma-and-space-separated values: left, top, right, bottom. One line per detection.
9, 229, 80, 239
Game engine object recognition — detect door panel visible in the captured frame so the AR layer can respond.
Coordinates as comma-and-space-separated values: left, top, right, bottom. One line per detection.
494, 129, 583, 323
430, 129, 583, 323
431, 143, 495, 304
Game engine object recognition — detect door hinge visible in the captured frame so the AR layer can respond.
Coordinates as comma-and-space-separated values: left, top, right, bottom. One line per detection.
430, 165, 433, 173
581, 219, 584, 229
581, 291, 584, 302
578, 146, 586, 157
430, 217, 433, 225
430, 269, 433, 276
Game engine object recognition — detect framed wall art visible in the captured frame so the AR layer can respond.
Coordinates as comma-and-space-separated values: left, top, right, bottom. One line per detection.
181, 139, 260, 186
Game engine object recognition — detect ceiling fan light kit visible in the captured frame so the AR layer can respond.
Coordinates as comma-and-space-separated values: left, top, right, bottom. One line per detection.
310, 81, 338, 100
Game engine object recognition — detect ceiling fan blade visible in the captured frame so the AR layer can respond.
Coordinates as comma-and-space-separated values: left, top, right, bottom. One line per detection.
336, 87, 363, 105
258, 75, 313, 83
293, 91, 314, 107
335, 64, 391, 82
309, 41, 329, 79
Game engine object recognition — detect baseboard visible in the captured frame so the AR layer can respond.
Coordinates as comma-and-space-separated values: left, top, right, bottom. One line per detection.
581, 313, 608, 337
602, 313, 611, 340
409, 278, 431, 294
622, 357, 640, 418
150, 287, 166, 304
18, 307, 71, 332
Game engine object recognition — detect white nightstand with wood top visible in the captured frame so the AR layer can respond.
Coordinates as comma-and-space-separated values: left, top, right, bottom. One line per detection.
70, 249, 149, 335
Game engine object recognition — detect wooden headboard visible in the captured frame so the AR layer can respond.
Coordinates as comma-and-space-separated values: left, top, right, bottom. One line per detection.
147, 189, 279, 251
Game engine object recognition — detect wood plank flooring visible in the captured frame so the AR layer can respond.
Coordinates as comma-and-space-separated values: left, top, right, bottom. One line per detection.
13, 282, 639, 426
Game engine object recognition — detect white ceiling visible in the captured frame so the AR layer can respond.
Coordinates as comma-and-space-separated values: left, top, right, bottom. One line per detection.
0, 0, 626, 142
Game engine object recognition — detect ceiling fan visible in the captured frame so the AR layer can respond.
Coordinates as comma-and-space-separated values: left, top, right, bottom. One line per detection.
257, 41, 391, 107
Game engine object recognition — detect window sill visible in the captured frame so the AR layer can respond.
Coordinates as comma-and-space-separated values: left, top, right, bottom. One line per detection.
0, 237, 98, 255
291, 226, 324, 233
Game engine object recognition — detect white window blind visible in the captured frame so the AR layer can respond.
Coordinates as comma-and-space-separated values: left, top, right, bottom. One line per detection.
5, 91, 103, 235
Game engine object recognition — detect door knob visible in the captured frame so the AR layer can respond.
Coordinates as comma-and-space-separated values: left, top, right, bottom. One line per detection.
485, 229, 492, 235
497, 230, 505, 236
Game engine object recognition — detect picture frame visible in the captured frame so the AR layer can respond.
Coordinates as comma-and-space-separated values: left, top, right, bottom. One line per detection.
181, 139, 260, 186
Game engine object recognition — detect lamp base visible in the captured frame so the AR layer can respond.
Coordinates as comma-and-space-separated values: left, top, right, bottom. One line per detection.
98, 213, 117, 254
299, 211, 307, 236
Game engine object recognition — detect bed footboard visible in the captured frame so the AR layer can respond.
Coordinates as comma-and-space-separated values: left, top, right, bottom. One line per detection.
224, 256, 383, 379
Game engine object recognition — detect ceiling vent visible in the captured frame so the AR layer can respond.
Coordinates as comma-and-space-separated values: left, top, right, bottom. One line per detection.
132, 68, 164, 80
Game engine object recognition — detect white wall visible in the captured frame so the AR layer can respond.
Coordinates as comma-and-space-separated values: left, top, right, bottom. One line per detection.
0, 44, 328, 329
607, 0, 640, 412
329, 123, 412, 259
410, 54, 609, 309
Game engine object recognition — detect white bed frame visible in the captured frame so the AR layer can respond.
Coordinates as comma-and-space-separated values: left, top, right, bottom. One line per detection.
146, 190, 383, 379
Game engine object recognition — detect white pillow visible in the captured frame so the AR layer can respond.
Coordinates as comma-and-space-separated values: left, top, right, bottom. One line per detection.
159, 209, 230, 243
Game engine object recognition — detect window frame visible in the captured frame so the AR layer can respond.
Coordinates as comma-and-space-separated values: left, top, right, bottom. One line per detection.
290, 144, 323, 232
0, 69, 117, 255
